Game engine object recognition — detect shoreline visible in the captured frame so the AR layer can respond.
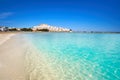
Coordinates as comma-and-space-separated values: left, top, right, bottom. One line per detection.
0, 32, 17, 45
0, 32, 120, 80
0, 33, 55, 80
0, 33, 26, 80
0, 31, 120, 34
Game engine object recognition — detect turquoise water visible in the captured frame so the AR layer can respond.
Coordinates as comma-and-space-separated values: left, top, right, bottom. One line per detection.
25, 33, 120, 80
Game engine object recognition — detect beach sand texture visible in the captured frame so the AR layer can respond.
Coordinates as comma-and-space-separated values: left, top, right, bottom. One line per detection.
0, 33, 56, 80
0, 33, 16, 45
0, 33, 26, 80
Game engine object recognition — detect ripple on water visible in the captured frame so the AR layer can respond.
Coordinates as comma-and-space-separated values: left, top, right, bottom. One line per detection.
24, 33, 120, 80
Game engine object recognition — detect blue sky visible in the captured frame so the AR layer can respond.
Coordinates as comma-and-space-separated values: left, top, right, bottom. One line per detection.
0, 0, 120, 32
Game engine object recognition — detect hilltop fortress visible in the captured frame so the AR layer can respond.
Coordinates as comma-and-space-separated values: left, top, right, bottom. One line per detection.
32, 24, 72, 32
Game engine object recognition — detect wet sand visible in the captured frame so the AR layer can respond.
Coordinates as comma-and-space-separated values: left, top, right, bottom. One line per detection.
0, 33, 56, 80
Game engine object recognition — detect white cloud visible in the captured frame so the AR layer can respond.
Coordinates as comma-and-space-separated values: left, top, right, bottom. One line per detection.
0, 12, 14, 19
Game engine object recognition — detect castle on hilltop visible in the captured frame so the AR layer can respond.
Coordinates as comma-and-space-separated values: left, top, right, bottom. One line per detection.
32, 24, 72, 32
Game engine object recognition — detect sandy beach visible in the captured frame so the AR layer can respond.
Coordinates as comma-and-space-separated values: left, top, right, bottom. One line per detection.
0, 33, 26, 80
0, 32, 55, 80
0, 33, 16, 45
0, 32, 120, 80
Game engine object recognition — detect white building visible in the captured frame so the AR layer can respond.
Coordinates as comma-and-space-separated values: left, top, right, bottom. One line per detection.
32, 24, 71, 32
0, 27, 8, 31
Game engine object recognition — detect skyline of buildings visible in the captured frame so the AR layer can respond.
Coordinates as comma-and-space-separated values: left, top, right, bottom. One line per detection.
0, 24, 72, 32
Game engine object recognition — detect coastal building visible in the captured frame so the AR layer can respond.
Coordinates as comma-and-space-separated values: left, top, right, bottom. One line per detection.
16, 28, 21, 31
32, 24, 72, 32
0, 27, 4, 31
0, 26, 8, 31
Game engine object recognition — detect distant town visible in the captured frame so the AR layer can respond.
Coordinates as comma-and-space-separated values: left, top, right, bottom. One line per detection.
0, 24, 72, 32
0, 24, 120, 33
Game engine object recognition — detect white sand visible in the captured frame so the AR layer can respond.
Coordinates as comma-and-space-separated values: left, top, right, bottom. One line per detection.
0, 33, 16, 45
0, 33, 55, 80
0, 33, 57, 80
0, 33, 26, 80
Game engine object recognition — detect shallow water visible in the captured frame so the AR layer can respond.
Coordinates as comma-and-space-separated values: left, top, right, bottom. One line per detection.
24, 33, 120, 80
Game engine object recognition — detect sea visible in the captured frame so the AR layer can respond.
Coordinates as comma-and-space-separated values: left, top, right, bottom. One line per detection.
24, 32, 120, 80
